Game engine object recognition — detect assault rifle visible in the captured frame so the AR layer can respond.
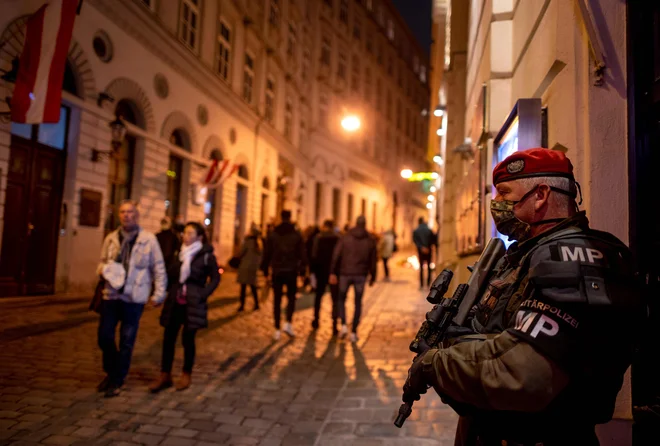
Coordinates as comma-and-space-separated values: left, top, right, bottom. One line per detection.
394, 238, 506, 428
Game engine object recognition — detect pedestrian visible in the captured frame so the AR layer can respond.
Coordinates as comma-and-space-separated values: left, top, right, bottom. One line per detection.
150, 222, 220, 393
378, 228, 395, 281
96, 200, 167, 398
156, 216, 181, 272
412, 217, 434, 288
237, 223, 261, 312
330, 215, 377, 342
402, 148, 645, 445
310, 219, 340, 333
260, 210, 307, 340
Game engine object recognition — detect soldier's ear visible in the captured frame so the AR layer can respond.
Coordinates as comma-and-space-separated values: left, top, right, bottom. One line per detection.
535, 184, 551, 210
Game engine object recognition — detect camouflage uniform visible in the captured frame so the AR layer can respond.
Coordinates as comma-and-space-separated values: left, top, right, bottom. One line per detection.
418, 212, 644, 445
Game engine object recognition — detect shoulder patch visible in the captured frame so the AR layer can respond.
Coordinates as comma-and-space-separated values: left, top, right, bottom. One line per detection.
555, 242, 608, 266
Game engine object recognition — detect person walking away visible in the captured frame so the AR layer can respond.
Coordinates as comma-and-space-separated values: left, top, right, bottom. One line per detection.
379, 228, 395, 281
261, 210, 307, 340
310, 220, 340, 333
412, 217, 434, 288
97, 200, 166, 397
237, 224, 261, 312
330, 216, 377, 342
150, 222, 220, 393
156, 216, 181, 272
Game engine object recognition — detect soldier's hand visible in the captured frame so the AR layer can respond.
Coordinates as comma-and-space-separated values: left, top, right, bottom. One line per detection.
402, 352, 432, 403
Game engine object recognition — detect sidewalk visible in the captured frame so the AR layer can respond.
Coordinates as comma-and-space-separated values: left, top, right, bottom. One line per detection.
0, 255, 457, 445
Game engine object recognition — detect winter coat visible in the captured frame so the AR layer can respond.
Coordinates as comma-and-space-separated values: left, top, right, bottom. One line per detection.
98, 228, 167, 304
379, 230, 395, 258
156, 229, 181, 270
159, 244, 221, 330
260, 222, 307, 276
330, 226, 377, 278
311, 230, 340, 278
237, 236, 261, 285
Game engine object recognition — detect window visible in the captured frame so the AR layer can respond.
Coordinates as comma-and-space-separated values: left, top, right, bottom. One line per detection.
396, 99, 402, 129
284, 96, 293, 140
179, 0, 200, 50
372, 202, 377, 230
243, 53, 255, 104
11, 105, 70, 150
315, 182, 323, 223
319, 93, 329, 128
265, 77, 276, 123
347, 193, 354, 223
166, 154, 183, 220
353, 17, 361, 40
299, 118, 307, 147
387, 19, 394, 40
361, 198, 366, 216
351, 55, 360, 92
321, 36, 332, 66
339, 0, 349, 23
420, 65, 427, 83
366, 30, 373, 53
364, 67, 371, 103
302, 50, 310, 82
216, 21, 231, 81
337, 52, 347, 80
287, 23, 297, 57
269, 0, 280, 28
332, 188, 341, 223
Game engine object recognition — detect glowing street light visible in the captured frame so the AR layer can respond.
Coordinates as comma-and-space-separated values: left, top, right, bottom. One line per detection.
431, 172, 439, 179
433, 105, 445, 117
433, 155, 444, 165
426, 202, 432, 209
400, 168, 413, 179
436, 128, 445, 136
427, 195, 435, 202
430, 186, 437, 193
341, 115, 361, 132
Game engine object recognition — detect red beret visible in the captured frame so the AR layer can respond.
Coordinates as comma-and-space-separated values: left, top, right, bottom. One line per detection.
493, 148, 574, 185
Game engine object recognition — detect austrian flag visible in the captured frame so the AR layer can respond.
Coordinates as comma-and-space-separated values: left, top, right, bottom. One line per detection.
204, 159, 238, 189
11, 0, 79, 124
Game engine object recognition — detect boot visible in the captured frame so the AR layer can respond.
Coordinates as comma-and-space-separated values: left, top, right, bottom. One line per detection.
176, 372, 191, 391
149, 372, 173, 393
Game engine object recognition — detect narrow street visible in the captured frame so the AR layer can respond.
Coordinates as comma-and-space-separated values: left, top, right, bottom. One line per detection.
0, 255, 457, 446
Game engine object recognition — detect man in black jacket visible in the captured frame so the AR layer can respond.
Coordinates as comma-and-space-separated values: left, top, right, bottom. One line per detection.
412, 217, 434, 288
330, 216, 377, 342
261, 210, 307, 340
311, 220, 340, 333
156, 217, 181, 271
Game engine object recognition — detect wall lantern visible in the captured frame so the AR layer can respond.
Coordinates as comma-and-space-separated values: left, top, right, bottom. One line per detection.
92, 113, 127, 162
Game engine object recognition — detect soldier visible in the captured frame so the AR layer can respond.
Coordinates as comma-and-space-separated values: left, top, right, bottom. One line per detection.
402, 148, 644, 445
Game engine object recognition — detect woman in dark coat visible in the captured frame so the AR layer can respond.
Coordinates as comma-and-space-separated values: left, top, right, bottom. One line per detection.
237, 224, 261, 311
150, 222, 220, 392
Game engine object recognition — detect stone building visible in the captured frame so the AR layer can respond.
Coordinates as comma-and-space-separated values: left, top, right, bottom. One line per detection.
0, 0, 430, 295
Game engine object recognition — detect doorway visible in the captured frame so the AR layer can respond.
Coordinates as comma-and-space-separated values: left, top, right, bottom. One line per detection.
628, 1, 660, 444
0, 107, 69, 296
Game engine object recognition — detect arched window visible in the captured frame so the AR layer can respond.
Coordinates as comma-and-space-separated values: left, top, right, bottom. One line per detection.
170, 128, 191, 151
238, 164, 249, 180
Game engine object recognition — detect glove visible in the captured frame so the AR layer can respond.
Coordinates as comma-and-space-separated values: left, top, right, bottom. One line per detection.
402, 350, 434, 403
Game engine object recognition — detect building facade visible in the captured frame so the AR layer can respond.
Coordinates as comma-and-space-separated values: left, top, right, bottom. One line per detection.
429, 0, 646, 442
0, 0, 430, 296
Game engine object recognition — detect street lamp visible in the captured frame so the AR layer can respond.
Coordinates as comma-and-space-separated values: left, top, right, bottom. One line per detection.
430, 186, 437, 193
427, 195, 435, 202
341, 115, 361, 132
400, 168, 413, 179
433, 105, 446, 117
91, 112, 127, 162
433, 155, 444, 165
436, 128, 445, 136
426, 202, 432, 209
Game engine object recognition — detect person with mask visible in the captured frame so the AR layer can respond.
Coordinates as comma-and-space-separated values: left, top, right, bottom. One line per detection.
150, 222, 220, 393
330, 216, 377, 342
402, 148, 644, 445
97, 200, 167, 398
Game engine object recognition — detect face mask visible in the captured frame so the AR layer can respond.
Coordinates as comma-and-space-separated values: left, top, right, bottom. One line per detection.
490, 184, 577, 242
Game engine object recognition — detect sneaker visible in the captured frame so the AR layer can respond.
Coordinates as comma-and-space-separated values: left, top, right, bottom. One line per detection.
273, 330, 281, 341
283, 323, 295, 337
311, 319, 320, 330
339, 324, 348, 339
104, 383, 121, 398
96, 376, 111, 393
350, 332, 358, 343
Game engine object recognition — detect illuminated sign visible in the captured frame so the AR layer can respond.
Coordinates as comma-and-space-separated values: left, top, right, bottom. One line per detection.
407, 172, 439, 182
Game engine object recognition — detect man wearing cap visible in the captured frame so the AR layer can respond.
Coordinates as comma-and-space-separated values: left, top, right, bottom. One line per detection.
402, 148, 644, 445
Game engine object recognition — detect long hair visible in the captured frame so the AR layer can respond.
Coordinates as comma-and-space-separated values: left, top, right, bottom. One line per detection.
185, 221, 208, 244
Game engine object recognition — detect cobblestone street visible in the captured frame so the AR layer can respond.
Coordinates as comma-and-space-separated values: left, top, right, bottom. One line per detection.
0, 256, 457, 446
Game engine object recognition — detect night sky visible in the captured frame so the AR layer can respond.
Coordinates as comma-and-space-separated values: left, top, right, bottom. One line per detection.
391, 0, 433, 56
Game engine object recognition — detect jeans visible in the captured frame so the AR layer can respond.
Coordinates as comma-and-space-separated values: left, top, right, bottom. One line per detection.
338, 275, 367, 332
97, 299, 145, 386
161, 303, 197, 374
418, 249, 432, 287
239, 284, 259, 309
272, 272, 297, 329
382, 257, 390, 278
313, 274, 340, 327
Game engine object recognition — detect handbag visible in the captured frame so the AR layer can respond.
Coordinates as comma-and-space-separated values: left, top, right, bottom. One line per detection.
89, 277, 106, 313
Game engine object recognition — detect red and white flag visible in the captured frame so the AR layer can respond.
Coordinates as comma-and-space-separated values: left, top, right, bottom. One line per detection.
11, 0, 79, 124
204, 159, 238, 189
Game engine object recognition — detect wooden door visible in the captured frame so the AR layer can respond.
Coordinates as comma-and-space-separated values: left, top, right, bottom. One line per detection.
0, 137, 65, 296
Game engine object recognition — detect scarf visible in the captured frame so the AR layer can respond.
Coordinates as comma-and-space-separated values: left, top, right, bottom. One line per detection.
115, 227, 139, 293
179, 240, 203, 284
